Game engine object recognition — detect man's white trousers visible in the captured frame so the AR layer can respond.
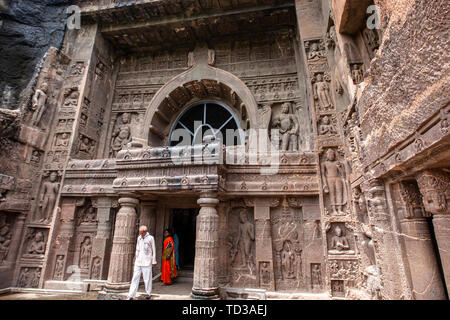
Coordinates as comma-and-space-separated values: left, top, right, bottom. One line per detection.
128, 265, 152, 298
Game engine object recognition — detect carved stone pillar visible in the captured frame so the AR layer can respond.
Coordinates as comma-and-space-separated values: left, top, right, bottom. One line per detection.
50, 198, 84, 282
416, 169, 450, 293
244, 197, 279, 291
397, 181, 446, 300
363, 179, 408, 299
105, 197, 139, 293
91, 197, 117, 280
7, 213, 26, 264
192, 192, 219, 299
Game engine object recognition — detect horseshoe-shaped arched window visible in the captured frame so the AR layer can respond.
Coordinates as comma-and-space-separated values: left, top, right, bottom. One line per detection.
169, 102, 243, 146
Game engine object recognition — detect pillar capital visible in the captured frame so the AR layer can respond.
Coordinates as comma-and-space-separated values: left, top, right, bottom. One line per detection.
118, 197, 139, 207
197, 192, 219, 207
416, 169, 450, 215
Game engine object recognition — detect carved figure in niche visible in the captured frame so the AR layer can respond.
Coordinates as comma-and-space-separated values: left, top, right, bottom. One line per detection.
64, 90, 79, 108
311, 264, 322, 288
91, 257, 101, 279
80, 236, 92, 269
313, 74, 333, 111
329, 226, 354, 255
319, 116, 337, 135
257, 103, 272, 130
78, 206, 97, 225
56, 133, 69, 147
31, 83, 48, 126
362, 265, 382, 299
80, 113, 88, 126
31, 150, 41, 163
260, 262, 271, 285
37, 171, 59, 223
306, 42, 325, 61
0, 218, 12, 263
18, 268, 31, 287
312, 220, 321, 239
322, 149, 347, 215
271, 102, 299, 151
31, 269, 40, 288
110, 113, 131, 158
54, 255, 64, 279
78, 136, 94, 156
281, 240, 295, 280
351, 64, 364, 84
27, 231, 45, 255
233, 209, 255, 268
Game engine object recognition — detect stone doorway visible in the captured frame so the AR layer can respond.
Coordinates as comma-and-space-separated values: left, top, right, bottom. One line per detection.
169, 209, 198, 272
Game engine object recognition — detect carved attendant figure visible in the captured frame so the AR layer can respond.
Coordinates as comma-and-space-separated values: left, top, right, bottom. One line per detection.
313, 74, 333, 111
80, 236, 92, 269
110, 113, 131, 158
54, 255, 64, 279
351, 64, 364, 84
321, 149, 347, 215
31, 83, 48, 126
319, 116, 337, 135
272, 102, 299, 151
281, 240, 295, 279
91, 257, 102, 279
27, 231, 45, 255
312, 264, 322, 288
38, 172, 59, 223
329, 226, 354, 254
235, 209, 255, 268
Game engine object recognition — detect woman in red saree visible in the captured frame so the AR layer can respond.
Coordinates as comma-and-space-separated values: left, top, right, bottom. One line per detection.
161, 229, 177, 285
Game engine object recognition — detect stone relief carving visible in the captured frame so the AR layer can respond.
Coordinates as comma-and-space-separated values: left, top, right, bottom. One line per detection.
77, 206, 98, 225
280, 240, 296, 280
311, 263, 322, 290
55, 133, 70, 148
312, 73, 334, 111
327, 223, 355, 255
63, 88, 79, 108
257, 103, 272, 129
36, 171, 60, 223
259, 261, 271, 288
271, 102, 299, 151
91, 256, 102, 279
416, 170, 450, 215
110, 113, 132, 158
305, 40, 326, 61
31, 83, 48, 127
351, 64, 364, 84
331, 279, 345, 297
53, 255, 65, 280
24, 230, 46, 257
0, 214, 12, 263
18, 267, 41, 288
329, 259, 359, 280
318, 115, 338, 135
79, 236, 92, 269
321, 149, 348, 215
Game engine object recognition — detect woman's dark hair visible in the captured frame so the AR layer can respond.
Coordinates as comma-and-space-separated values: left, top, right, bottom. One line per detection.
164, 228, 172, 235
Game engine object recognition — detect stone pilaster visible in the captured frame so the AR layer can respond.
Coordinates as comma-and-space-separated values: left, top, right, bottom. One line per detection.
91, 197, 117, 280
104, 197, 139, 293
8, 213, 27, 264
363, 179, 408, 299
192, 192, 219, 299
245, 197, 279, 291
139, 201, 157, 236
416, 169, 450, 294
396, 181, 446, 300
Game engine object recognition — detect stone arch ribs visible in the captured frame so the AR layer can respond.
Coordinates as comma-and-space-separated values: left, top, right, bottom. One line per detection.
137, 45, 259, 147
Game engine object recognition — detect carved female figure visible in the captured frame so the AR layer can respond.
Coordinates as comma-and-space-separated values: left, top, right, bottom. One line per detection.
110, 113, 131, 158
80, 236, 92, 269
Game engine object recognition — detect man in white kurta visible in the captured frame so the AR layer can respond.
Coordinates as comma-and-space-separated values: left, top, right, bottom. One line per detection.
127, 226, 157, 300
